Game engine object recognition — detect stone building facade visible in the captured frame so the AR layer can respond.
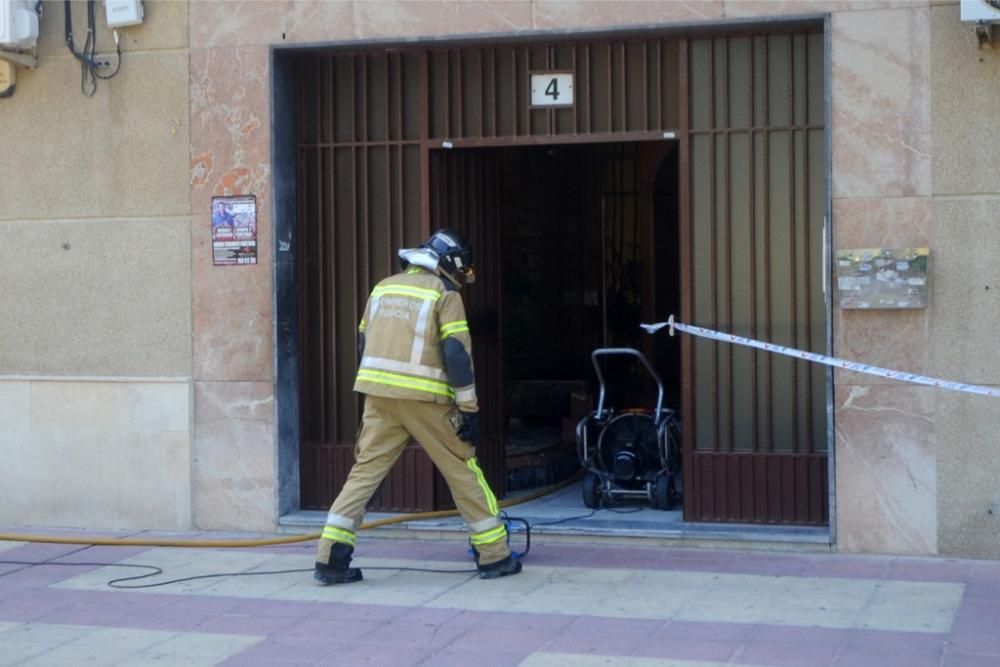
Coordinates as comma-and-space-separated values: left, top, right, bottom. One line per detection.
1, 0, 999, 558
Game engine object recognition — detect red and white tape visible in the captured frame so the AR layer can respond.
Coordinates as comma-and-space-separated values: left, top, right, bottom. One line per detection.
641, 315, 1000, 398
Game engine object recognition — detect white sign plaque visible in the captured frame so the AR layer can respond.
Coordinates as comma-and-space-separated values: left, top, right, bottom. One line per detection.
530, 72, 574, 107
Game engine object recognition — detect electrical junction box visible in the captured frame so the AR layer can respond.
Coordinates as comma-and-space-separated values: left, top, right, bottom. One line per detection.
0, 59, 14, 97
836, 247, 929, 310
0, 0, 39, 49
961, 0, 1000, 22
105, 0, 143, 28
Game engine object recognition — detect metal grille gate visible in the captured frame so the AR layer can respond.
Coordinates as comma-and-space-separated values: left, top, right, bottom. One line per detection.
295, 25, 828, 523
684, 32, 827, 524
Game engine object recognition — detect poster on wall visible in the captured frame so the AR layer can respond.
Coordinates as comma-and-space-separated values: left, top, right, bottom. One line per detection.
212, 195, 257, 266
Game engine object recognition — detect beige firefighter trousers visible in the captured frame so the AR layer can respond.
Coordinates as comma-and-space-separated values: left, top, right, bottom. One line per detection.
316, 395, 510, 567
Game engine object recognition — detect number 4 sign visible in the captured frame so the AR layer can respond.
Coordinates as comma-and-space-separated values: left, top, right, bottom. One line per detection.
530, 72, 574, 108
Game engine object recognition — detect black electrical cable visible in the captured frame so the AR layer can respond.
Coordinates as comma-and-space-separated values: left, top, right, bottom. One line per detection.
0, 505, 652, 589
0, 559, 479, 590
0, 559, 165, 583
64, 0, 122, 96
105, 564, 480, 589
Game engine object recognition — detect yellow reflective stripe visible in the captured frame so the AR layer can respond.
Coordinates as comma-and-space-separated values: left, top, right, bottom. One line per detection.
356, 369, 455, 398
440, 320, 469, 338
359, 319, 366, 332
470, 524, 507, 546
321, 526, 356, 546
466, 457, 499, 515
360, 355, 446, 380
371, 285, 441, 301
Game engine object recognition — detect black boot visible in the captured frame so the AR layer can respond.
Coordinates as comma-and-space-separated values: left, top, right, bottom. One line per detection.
476, 554, 522, 580
314, 542, 363, 585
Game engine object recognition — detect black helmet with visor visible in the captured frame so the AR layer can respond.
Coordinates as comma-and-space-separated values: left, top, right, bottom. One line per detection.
423, 229, 475, 285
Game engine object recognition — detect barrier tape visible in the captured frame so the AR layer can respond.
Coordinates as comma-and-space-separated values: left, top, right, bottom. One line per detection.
641, 315, 1000, 398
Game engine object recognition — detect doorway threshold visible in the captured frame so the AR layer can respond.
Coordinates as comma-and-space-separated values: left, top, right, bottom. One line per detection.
279, 479, 832, 551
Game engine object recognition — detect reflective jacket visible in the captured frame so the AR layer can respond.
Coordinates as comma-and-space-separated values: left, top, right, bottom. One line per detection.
353, 267, 479, 412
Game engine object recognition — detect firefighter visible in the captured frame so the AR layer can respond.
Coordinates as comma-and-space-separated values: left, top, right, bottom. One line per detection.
314, 229, 523, 584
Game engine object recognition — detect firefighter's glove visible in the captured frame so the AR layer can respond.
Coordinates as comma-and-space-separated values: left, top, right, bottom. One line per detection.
457, 410, 480, 443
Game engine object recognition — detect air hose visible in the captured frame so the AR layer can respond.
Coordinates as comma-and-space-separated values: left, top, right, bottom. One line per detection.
0, 471, 582, 549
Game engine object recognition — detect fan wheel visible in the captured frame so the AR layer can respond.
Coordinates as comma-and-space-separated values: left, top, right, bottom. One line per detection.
582, 471, 601, 508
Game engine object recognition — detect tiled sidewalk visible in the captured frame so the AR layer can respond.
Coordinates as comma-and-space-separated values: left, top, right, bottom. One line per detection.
1, 534, 999, 666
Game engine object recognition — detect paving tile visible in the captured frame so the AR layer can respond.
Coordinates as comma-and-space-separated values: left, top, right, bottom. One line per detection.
750, 624, 848, 647
950, 608, 1000, 635
157, 594, 256, 617
276, 615, 383, 640
963, 582, 1000, 600
196, 612, 299, 637
942, 654, 1000, 667
634, 636, 743, 662
660, 552, 738, 572
0, 564, 96, 588
654, 619, 758, 642
0, 543, 91, 562
448, 618, 573, 654
123, 604, 239, 633
340, 641, 434, 665
946, 628, 1000, 656
359, 607, 483, 650
842, 628, 948, 653
967, 561, 1000, 585
449, 612, 575, 654
523, 656, 734, 667
0, 588, 90, 622
885, 558, 972, 583
53, 546, 155, 564
419, 646, 530, 667
129, 629, 262, 662
231, 597, 325, 619
576, 549, 673, 570
544, 616, 667, 655
0, 562, 25, 576
956, 597, 1000, 618
0, 621, 91, 644
832, 645, 943, 667
726, 553, 814, 577
856, 580, 964, 633
737, 639, 840, 666
0, 537, 986, 667
485, 609, 578, 635
356, 539, 471, 562
0, 542, 29, 555
17, 626, 180, 665
0, 640, 60, 666
227, 636, 355, 663
802, 558, 891, 581
217, 657, 317, 667
293, 599, 404, 623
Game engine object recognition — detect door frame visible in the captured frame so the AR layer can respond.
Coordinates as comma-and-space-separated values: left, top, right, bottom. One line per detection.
271, 17, 834, 530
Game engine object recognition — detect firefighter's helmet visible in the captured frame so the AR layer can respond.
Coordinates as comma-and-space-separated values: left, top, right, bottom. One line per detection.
422, 229, 476, 285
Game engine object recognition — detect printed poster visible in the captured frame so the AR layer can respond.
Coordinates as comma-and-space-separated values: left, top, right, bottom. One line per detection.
212, 195, 257, 266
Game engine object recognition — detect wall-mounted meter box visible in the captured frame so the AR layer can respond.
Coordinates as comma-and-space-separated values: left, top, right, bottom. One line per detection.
836, 248, 929, 310
105, 0, 144, 28
961, 0, 1000, 22
0, 0, 39, 49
